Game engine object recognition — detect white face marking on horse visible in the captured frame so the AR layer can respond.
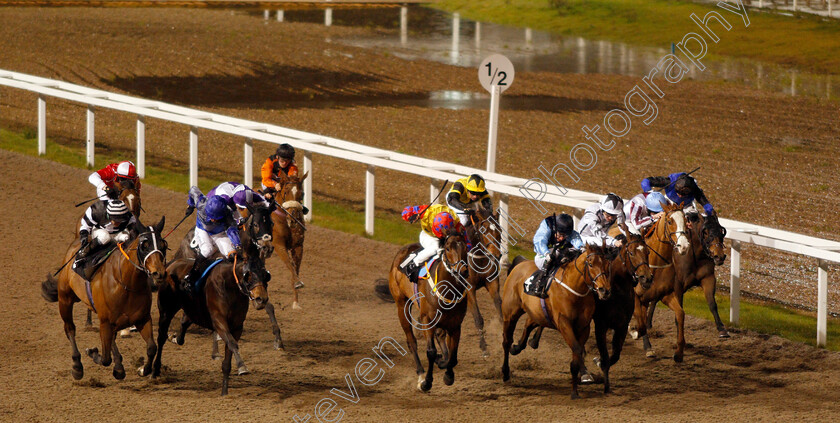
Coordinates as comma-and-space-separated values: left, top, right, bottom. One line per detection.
490, 224, 496, 232
291, 186, 298, 198
671, 212, 690, 253
637, 245, 645, 254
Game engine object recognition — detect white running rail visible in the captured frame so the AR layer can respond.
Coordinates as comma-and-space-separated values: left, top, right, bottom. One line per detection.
0, 69, 837, 346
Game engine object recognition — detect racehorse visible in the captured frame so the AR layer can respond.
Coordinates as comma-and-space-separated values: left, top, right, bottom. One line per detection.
637, 211, 728, 362
524, 225, 652, 393
155, 225, 271, 396
463, 206, 503, 357
266, 171, 308, 310
80, 181, 142, 329
388, 229, 470, 392
501, 245, 614, 399
170, 201, 284, 350
42, 217, 167, 381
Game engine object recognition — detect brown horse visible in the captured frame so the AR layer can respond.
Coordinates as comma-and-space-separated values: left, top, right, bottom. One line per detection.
389, 230, 470, 392
80, 183, 142, 329
265, 171, 308, 310
42, 217, 167, 381
155, 227, 270, 396
463, 206, 504, 357
501, 245, 613, 399
637, 212, 729, 362
524, 224, 653, 393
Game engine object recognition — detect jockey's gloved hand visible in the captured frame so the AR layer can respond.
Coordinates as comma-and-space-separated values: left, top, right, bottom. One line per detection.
185, 205, 195, 217
115, 231, 130, 244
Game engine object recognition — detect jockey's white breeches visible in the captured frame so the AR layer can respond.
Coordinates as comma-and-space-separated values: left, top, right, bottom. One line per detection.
413, 231, 441, 265
192, 227, 235, 259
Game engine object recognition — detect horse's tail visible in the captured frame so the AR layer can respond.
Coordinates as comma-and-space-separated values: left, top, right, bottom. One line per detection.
510, 255, 528, 271
41, 273, 59, 302
374, 278, 394, 303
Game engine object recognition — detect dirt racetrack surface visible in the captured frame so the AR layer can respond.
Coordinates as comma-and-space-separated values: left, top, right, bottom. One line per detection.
2, 149, 840, 421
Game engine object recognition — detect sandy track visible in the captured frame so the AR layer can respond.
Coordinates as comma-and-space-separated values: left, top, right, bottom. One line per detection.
2, 149, 840, 422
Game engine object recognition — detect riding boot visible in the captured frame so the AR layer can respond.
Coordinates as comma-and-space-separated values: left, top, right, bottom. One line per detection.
534, 270, 550, 299
182, 255, 209, 293
399, 254, 420, 284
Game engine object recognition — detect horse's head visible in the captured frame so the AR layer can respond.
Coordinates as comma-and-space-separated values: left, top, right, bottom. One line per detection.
440, 229, 469, 277
235, 240, 270, 310
469, 207, 502, 258
134, 216, 167, 287
275, 171, 307, 205
116, 179, 141, 217
662, 203, 690, 255
579, 244, 614, 300
700, 215, 727, 265
244, 200, 276, 259
619, 223, 652, 289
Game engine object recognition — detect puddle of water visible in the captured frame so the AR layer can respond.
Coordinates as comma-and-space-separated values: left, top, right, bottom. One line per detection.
246, 7, 838, 108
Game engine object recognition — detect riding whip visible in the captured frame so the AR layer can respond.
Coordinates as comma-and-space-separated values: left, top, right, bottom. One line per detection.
164, 210, 192, 239
53, 255, 76, 277
274, 200, 307, 231
414, 179, 449, 222
74, 196, 101, 207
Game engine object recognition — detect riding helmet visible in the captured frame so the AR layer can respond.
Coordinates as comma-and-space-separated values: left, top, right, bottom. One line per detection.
600, 193, 623, 216
431, 212, 456, 238
554, 213, 574, 235
464, 174, 486, 195
115, 161, 138, 179
205, 196, 229, 221
106, 200, 131, 221
276, 143, 296, 160
645, 192, 667, 213
673, 173, 695, 195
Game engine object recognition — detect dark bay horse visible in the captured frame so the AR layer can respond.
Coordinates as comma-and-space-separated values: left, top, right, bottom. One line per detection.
42, 217, 167, 381
464, 206, 503, 358
501, 245, 613, 399
156, 228, 270, 396
170, 201, 284, 350
266, 172, 308, 310
637, 212, 728, 362
388, 230, 470, 392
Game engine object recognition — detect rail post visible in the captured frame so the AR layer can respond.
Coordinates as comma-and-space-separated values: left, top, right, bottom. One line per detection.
730, 240, 742, 325
86, 105, 95, 167
244, 138, 253, 186
189, 126, 198, 188
37, 95, 46, 155
303, 150, 312, 222
818, 259, 828, 347
136, 115, 145, 179
365, 165, 375, 236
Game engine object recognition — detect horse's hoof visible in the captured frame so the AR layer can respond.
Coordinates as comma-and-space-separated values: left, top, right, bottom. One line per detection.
168, 333, 180, 345
237, 365, 250, 376
118, 328, 133, 338
501, 367, 510, 382
113, 368, 126, 380
629, 329, 639, 340
274, 340, 285, 350
211, 353, 222, 361
294, 281, 305, 289
580, 373, 595, 385
510, 344, 523, 356
481, 350, 490, 359
71, 365, 84, 380
570, 393, 580, 400
593, 356, 602, 367
86, 347, 99, 358
419, 379, 432, 392
719, 330, 731, 339
292, 302, 302, 310
443, 371, 454, 386
673, 354, 684, 363
138, 367, 148, 377
645, 350, 657, 359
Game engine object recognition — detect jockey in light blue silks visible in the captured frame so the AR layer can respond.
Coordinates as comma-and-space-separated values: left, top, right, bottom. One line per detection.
528, 213, 584, 298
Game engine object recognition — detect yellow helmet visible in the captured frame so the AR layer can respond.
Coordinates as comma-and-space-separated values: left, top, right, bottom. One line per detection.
465, 174, 486, 194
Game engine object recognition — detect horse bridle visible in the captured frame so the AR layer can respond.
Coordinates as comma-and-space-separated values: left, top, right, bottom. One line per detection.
573, 251, 609, 294
620, 237, 649, 283
116, 227, 167, 292
700, 220, 727, 258
437, 233, 470, 279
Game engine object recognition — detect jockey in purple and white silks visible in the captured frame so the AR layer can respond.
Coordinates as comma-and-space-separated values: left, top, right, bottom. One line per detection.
207, 182, 270, 224
623, 191, 667, 235
182, 186, 242, 288
579, 193, 625, 248
641, 172, 716, 217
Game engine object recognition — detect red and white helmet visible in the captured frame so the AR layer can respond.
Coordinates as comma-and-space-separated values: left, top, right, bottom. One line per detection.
116, 161, 138, 179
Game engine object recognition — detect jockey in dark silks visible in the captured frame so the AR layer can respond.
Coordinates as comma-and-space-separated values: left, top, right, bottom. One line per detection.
641, 172, 716, 217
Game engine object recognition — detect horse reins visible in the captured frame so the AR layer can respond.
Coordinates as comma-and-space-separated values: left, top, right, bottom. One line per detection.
115, 227, 165, 292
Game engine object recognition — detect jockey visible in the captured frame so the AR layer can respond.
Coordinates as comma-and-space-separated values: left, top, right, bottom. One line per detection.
446, 174, 492, 227
530, 213, 583, 298
579, 193, 625, 248
182, 186, 242, 288
89, 160, 141, 200
623, 191, 667, 235
207, 181, 270, 224
74, 199, 135, 279
641, 172, 716, 217
261, 143, 309, 215
399, 203, 470, 283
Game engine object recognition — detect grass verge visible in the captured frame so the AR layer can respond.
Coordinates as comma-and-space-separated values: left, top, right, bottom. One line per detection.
3, 129, 838, 350
433, 0, 840, 75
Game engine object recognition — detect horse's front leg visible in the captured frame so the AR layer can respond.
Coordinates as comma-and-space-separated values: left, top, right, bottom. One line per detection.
593, 318, 610, 394
485, 274, 504, 323
276, 245, 303, 310
110, 337, 126, 380
465, 283, 489, 358
136, 319, 157, 377
511, 318, 538, 355
556, 317, 585, 400
214, 320, 248, 375
663, 293, 686, 363
88, 320, 115, 367
443, 328, 461, 386
262, 300, 284, 350
701, 274, 730, 338
419, 325, 437, 392
170, 313, 192, 345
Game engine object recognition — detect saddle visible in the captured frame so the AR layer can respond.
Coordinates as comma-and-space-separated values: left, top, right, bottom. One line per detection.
524, 265, 562, 298
191, 258, 225, 294
72, 244, 117, 282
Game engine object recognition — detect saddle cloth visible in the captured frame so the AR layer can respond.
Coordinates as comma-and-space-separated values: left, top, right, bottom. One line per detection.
417, 256, 439, 280
192, 258, 225, 293
523, 265, 561, 297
